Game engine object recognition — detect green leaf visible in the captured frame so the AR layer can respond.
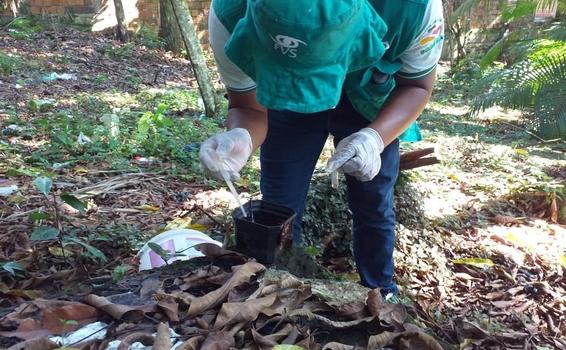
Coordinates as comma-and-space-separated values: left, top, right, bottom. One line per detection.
559, 256, 566, 267
60, 194, 86, 214
64, 237, 107, 263
453, 258, 495, 269
34, 176, 52, 196
148, 242, 171, 262
31, 226, 59, 241
274, 346, 305, 350
112, 264, 130, 281
1, 261, 26, 276
29, 211, 50, 221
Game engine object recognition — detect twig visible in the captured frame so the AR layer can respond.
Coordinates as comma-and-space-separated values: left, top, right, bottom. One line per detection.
2, 208, 42, 221
192, 204, 229, 231
72, 57, 124, 75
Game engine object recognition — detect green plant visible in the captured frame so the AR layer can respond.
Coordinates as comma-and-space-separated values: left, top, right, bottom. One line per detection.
7, 17, 43, 40
94, 74, 109, 84
30, 176, 107, 264
135, 25, 165, 50
0, 51, 22, 76
112, 264, 130, 281
302, 173, 352, 257
101, 42, 135, 60
135, 103, 174, 154
471, 53, 566, 139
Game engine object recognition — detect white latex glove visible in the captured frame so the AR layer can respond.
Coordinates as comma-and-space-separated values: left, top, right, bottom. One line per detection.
199, 128, 253, 181
326, 128, 385, 182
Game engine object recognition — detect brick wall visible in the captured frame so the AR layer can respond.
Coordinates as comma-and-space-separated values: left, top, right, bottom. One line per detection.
24, 0, 212, 46
29, 0, 99, 15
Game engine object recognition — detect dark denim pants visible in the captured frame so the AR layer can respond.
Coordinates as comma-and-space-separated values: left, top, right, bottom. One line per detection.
260, 95, 400, 295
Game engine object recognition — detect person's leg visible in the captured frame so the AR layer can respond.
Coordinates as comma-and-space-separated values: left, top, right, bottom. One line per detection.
329, 97, 400, 296
260, 109, 329, 243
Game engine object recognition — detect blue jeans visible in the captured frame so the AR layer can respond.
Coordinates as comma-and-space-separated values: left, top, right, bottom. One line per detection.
260, 95, 400, 295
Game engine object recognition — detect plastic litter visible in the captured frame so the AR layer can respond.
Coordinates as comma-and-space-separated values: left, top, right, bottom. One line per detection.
42, 72, 77, 82
78, 132, 92, 145
49, 321, 108, 346
137, 228, 223, 271
2, 124, 23, 136
48, 321, 184, 349
0, 185, 18, 197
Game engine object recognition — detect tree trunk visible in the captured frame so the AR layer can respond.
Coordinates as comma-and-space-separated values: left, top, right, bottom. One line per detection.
113, 0, 129, 42
159, 0, 184, 53
169, 0, 219, 117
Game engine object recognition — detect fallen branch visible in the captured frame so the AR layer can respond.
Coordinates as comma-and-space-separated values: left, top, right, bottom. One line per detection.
399, 147, 441, 171
400, 147, 436, 163
400, 157, 441, 171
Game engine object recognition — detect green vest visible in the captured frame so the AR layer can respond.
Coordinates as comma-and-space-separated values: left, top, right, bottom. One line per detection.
213, 0, 428, 141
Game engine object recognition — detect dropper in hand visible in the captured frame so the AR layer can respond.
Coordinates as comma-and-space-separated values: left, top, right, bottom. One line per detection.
219, 168, 248, 218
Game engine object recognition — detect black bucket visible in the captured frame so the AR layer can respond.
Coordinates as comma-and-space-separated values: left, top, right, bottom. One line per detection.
233, 200, 296, 265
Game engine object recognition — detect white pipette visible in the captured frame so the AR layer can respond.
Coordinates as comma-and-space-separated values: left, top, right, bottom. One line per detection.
220, 169, 248, 218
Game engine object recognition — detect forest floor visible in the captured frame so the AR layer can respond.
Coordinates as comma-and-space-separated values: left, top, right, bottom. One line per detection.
0, 21, 565, 350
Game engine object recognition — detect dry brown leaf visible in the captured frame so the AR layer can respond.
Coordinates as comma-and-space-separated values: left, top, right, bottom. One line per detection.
251, 328, 278, 348
195, 243, 247, 262
117, 332, 155, 350
491, 215, 523, 225
187, 262, 266, 318
395, 330, 444, 350
550, 197, 558, 223
281, 324, 300, 345
322, 342, 354, 350
200, 331, 236, 350
84, 294, 145, 322
214, 294, 278, 329
491, 300, 516, 309
0, 299, 99, 340
377, 303, 408, 331
456, 319, 490, 340
157, 295, 179, 323
178, 266, 222, 291
289, 308, 376, 330
331, 300, 369, 320
366, 289, 383, 317
177, 335, 205, 350
152, 322, 171, 350
484, 292, 505, 300
264, 323, 294, 343
6, 337, 58, 350
367, 331, 399, 348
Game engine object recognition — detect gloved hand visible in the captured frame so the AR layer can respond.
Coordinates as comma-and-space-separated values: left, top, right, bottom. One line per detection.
199, 128, 253, 181
326, 128, 385, 182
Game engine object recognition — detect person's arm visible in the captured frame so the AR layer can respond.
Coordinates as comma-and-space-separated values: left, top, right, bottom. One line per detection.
368, 70, 436, 146
225, 89, 268, 151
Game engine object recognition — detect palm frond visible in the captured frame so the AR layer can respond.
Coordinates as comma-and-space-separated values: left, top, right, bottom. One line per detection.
471, 54, 566, 139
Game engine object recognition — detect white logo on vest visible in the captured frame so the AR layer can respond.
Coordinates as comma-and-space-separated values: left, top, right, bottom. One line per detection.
270, 34, 307, 58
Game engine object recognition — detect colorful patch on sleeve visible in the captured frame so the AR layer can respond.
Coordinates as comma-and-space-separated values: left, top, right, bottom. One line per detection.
419, 18, 444, 54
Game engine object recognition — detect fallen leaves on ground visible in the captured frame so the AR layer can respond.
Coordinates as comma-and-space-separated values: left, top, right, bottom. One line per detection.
0, 245, 443, 349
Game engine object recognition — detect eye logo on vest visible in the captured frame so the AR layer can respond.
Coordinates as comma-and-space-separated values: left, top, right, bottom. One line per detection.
271, 34, 307, 58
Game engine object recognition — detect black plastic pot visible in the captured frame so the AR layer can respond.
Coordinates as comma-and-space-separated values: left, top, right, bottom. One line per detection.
233, 200, 296, 265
